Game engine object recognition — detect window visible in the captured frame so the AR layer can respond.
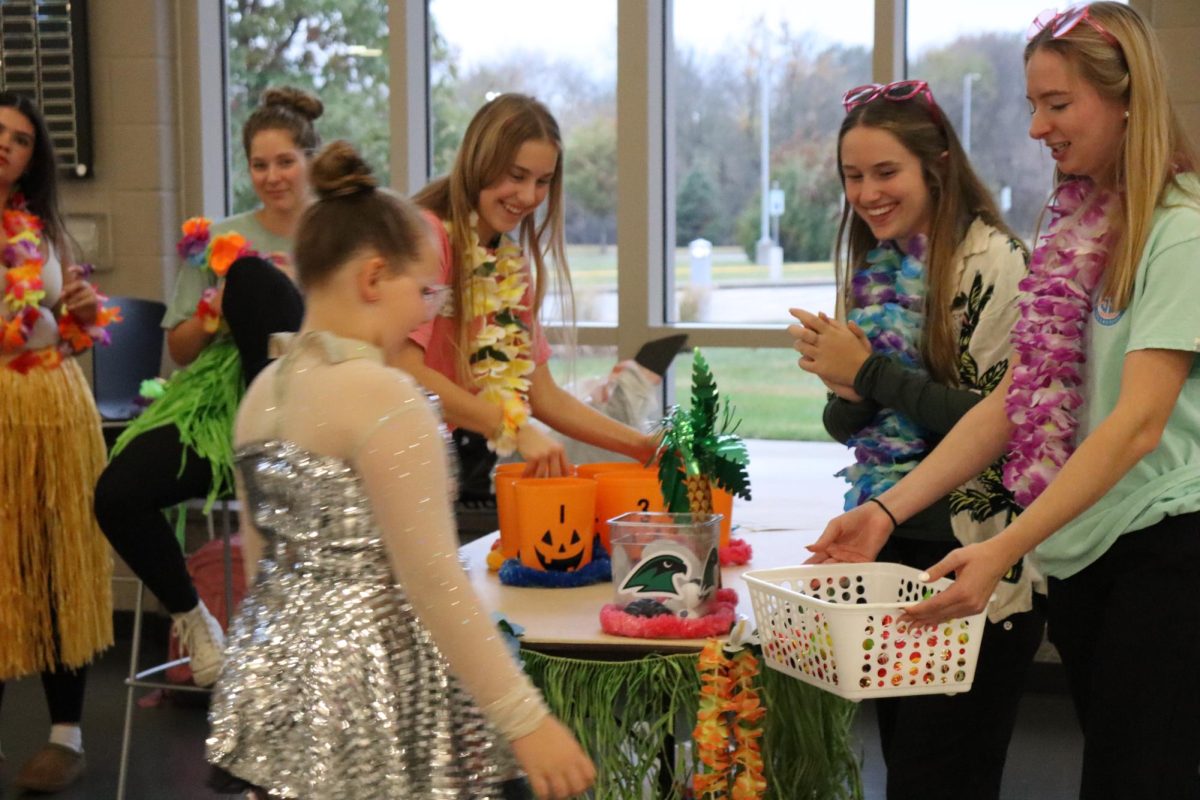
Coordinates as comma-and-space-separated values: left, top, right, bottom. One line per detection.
429, 0, 618, 325
906, 0, 1069, 240
225, 0, 390, 213
670, 2, 873, 326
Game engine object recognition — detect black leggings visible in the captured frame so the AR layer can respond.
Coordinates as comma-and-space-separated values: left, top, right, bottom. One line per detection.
223, 256, 306, 385
874, 536, 1046, 800
0, 602, 90, 725
94, 256, 303, 613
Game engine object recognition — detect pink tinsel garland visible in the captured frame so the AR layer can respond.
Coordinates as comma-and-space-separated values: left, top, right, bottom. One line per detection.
601, 588, 739, 639
719, 537, 753, 566
1003, 179, 1117, 507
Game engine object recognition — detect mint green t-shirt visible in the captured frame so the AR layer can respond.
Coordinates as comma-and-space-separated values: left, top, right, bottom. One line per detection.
1035, 179, 1200, 579
162, 210, 294, 330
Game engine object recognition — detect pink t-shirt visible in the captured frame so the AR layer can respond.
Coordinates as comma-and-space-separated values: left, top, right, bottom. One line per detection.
409, 210, 551, 391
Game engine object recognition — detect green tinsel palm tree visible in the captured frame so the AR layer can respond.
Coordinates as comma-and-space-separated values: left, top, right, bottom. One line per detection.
655, 349, 752, 515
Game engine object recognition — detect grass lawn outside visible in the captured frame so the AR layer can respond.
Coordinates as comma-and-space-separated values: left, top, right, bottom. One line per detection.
564, 244, 834, 289
550, 346, 834, 443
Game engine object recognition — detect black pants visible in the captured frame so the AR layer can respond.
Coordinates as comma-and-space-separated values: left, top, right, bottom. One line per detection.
875, 536, 1046, 800
1047, 511, 1200, 800
94, 256, 303, 613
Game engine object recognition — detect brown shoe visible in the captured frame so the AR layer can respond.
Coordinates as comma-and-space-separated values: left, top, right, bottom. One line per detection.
14, 743, 86, 793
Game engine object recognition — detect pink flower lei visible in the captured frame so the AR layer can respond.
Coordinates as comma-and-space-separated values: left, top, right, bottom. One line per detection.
1003, 178, 1118, 507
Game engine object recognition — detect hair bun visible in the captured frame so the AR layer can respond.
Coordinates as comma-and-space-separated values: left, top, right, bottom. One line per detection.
260, 86, 324, 121
310, 140, 377, 199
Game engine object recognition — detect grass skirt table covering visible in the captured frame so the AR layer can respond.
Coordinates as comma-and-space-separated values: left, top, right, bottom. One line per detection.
521, 648, 862, 799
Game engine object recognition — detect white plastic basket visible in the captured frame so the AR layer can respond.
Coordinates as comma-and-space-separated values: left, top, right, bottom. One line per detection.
744, 563, 987, 701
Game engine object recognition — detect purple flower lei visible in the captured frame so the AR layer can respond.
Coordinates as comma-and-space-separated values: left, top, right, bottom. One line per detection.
1003, 179, 1117, 507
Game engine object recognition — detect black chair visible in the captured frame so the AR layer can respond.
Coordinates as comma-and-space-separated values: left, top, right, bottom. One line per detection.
91, 296, 166, 446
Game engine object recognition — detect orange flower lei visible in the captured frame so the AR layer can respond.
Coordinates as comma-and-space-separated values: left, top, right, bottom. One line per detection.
176, 216, 263, 332
693, 638, 767, 798
2, 195, 120, 373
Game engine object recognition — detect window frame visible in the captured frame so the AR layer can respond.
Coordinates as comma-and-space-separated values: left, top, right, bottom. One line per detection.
388, 0, 908, 360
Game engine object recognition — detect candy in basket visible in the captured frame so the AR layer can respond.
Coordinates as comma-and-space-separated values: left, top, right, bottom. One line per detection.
744, 563, 988, 701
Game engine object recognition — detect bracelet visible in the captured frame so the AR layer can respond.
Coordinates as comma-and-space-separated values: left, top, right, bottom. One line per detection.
868, 497, 899, 531
488, 394, 530, 458
194, 287, 221, 333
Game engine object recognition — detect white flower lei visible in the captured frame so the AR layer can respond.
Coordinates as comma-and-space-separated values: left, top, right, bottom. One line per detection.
456, 215, 535, 456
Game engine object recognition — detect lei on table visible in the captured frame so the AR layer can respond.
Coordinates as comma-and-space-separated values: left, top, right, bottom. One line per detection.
456, 215, 534, 457
176, 217, 261, 332
1003, 179, 1116, 507
2, 194, 120, 373
838, 239, 929, 510
693, 638, 767, 799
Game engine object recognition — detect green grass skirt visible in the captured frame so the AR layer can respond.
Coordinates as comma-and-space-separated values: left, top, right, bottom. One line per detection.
111, 338, 244, 512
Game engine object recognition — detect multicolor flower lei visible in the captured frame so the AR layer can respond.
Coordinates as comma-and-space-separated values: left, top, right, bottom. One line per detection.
457, 216, 534, 456
1003, 179, 1116, 507
693, 639, 767, 798
2, 194, 120, 373
177, 217, 265, 332
838, 239, 930, 510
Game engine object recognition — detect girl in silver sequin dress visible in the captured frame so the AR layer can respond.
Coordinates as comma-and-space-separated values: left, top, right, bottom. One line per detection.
206, 140, 595, 800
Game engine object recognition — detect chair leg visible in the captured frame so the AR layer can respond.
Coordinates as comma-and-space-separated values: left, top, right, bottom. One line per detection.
117, 580, 147, 800
222, 499, 234, 628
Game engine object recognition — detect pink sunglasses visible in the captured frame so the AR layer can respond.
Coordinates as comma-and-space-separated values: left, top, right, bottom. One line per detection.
842, 80, 940, 119
1027, 7, 1119, 48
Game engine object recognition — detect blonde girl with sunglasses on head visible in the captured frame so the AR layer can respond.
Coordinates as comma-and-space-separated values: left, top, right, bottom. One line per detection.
811, 4, 1200, 796
787, 77, 1040, 800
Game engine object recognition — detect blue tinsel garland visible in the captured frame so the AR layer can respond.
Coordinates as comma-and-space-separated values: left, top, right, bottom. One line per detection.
498, 538, 613, 587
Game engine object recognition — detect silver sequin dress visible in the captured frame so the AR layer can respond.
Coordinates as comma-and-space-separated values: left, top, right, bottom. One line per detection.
206, 437, 515, 799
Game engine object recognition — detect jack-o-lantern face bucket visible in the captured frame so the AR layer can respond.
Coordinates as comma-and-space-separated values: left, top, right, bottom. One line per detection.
515, 477, 597, 572
594, 470, 665, 553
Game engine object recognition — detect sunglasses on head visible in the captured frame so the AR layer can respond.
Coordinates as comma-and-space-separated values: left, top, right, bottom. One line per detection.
1027, 6, 1119, 48
841, 80, 941, 122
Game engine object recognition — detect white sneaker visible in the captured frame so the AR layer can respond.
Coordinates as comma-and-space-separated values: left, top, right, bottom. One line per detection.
172, 601, 226, 687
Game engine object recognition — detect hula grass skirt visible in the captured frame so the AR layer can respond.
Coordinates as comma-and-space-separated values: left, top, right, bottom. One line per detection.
0, 357, 113, 680
112, 338, 244, 511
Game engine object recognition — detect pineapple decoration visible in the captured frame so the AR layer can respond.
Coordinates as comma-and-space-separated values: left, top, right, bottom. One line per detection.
654, 349, 752, 520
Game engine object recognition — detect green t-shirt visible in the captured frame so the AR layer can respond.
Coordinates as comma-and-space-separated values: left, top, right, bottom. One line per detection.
162, 209, 294, 330
1035, 178, 1200, 579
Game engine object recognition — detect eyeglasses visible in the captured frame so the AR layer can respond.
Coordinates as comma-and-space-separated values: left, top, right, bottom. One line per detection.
421, 284, 451, 318
842, 80, 938, 116
1027, 7, 1119, 48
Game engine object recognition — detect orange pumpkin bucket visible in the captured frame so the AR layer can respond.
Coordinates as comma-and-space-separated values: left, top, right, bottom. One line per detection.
712, 487, 734, 547
493, 463, 528, 559
515, 477, 597, 572
594, 470, 666, 553
575, 461, 647, 481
